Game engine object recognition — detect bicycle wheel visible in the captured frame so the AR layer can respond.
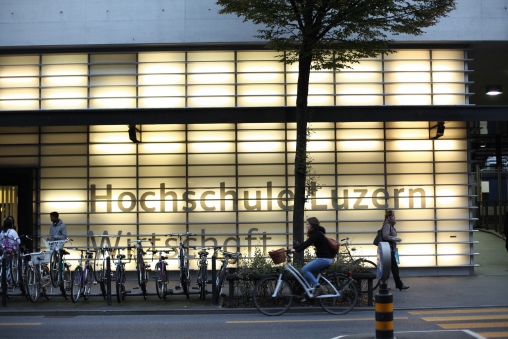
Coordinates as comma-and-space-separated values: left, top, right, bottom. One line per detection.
41, 265, 53, 300
116, 265, 123, 303
138, 255, 147, 299
154, 262, 165, 299
22, 263, 30, 300
198, 265, 207, 300
27, 266, 39, 303
83, 266, 94, 300
10, 251, 20, 287
59, 264, 71, 300
355, 259, 380, 293
318, 273, 358, 315
180, 255, 189, 299
49, 250, 60, 287
253, 276, 293, 316
215, 264, 226, 304
71, 266, 83, 303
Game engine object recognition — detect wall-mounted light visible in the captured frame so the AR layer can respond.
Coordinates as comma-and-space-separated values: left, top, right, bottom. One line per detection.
480, 141, 486, 148
486, 85, 503, 96
128, 125, 141, 143
429, 121, 445, 139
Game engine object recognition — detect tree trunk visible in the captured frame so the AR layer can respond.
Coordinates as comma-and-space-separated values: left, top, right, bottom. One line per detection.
292, 53, 312, 266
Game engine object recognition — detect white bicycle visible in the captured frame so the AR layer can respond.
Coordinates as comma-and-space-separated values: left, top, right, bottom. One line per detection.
253, 249, 358, 316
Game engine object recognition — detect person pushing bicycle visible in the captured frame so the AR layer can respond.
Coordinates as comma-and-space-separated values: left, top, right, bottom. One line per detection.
290, 217, 335, 298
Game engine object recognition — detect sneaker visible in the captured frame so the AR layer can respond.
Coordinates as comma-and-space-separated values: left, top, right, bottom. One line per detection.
312, 286, 324, 298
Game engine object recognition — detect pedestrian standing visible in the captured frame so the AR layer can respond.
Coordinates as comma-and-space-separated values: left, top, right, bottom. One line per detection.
49, 211, 67, 240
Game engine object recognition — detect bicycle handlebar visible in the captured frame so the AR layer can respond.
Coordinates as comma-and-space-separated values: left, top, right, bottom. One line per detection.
215, 248, 241, 258
128, 239, 153, 245
166, 232, 197, 238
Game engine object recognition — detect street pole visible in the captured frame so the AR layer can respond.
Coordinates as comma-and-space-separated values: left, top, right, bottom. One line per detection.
375, 242, 393, 339
107, 256, 112, 306
1, 256, 6, 307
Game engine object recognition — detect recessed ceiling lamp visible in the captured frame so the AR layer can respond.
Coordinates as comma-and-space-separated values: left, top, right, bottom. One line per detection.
486, 85, 503, 96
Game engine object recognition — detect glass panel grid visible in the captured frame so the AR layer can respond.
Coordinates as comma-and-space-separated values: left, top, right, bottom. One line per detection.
0, 49, 469, 110
1, 122, 471, 269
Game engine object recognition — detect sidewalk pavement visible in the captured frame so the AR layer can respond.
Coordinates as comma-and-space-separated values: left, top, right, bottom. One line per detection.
1, 229, 507, 338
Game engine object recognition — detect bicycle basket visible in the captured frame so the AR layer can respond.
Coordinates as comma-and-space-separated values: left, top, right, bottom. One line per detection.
268, 248, 286, 264
30, 251, 51, 264
43, 238, 68, 251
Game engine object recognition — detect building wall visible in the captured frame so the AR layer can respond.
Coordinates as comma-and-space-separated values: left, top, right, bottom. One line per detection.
0, 121, 472, 273
1, 0, 507, 47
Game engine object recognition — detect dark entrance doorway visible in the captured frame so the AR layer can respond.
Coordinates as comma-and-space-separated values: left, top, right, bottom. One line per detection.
0, 168, 35, 251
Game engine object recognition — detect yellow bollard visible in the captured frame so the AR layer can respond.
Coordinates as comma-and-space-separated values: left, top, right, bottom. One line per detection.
375, 292, 394, 338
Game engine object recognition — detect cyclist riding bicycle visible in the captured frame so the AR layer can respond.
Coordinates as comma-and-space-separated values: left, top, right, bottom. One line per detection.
290, 217, 334, 298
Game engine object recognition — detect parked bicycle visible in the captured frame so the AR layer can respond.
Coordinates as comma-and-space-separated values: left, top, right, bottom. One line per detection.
167, 232, 195, 299
15, 235, 32, 295
153, 248, 174, 299
253, 249, 358, 316
46, 238, 72, 299
191, 246, 214, 300
25, 250, 53, 303
20, 252, 32, 299
70, 248, 95, 303
114, 247, 131, 303
339, 237, 379, 293
128, 239, 152, 299
94, 236, 114, 299
16, 235, 33, 298
0, 241, 17, 292
214, 247, 241, 304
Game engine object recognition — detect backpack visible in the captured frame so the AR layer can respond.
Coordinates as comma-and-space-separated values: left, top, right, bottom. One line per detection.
326, 237, 340, 257
2, 229, 15, 254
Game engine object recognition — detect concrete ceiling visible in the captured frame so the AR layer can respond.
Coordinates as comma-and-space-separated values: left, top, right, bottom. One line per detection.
468, 41, 508, 106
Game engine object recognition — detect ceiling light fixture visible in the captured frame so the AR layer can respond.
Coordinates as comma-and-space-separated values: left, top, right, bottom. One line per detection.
486, 85, 503, 96
429, 121, 445, 140
128, 125, 141, 143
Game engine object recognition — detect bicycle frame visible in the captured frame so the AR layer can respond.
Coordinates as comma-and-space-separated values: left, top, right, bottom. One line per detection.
128, 240, 152, 276
167, 232, 195, 297
153, 248, 173, 299
276, 260, 340, 299
94, 236, 115, 299
114, 247, 131, 302
26, 251, 53, 302
71, 248, 95, 302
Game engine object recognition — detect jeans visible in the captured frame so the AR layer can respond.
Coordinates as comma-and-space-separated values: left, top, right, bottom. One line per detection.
301, 258, 334, 287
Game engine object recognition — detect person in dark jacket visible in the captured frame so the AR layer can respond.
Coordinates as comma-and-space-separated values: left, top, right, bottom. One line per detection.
290, 217, 334, 298
381, 210, 409, 291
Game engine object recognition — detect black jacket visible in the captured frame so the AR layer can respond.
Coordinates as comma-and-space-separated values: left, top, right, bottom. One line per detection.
293, 226, 334, 259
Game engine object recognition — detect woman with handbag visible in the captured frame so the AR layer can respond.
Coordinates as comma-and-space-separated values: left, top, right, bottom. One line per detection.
290, 217, 335, 298
381, 210, 409, 291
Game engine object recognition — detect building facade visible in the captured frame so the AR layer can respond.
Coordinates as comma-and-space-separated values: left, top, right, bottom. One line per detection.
1, 0, 507, 275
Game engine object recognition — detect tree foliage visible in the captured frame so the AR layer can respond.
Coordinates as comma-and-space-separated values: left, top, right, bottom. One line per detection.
216, 0, 456, 264
217, 0, 455, 69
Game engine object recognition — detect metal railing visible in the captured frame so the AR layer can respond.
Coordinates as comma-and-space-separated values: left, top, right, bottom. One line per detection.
476, 200, 507, 234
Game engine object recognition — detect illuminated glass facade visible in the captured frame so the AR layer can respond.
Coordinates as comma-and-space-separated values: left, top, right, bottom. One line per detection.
0, 49, 469, 110
0, 49, 473, 274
